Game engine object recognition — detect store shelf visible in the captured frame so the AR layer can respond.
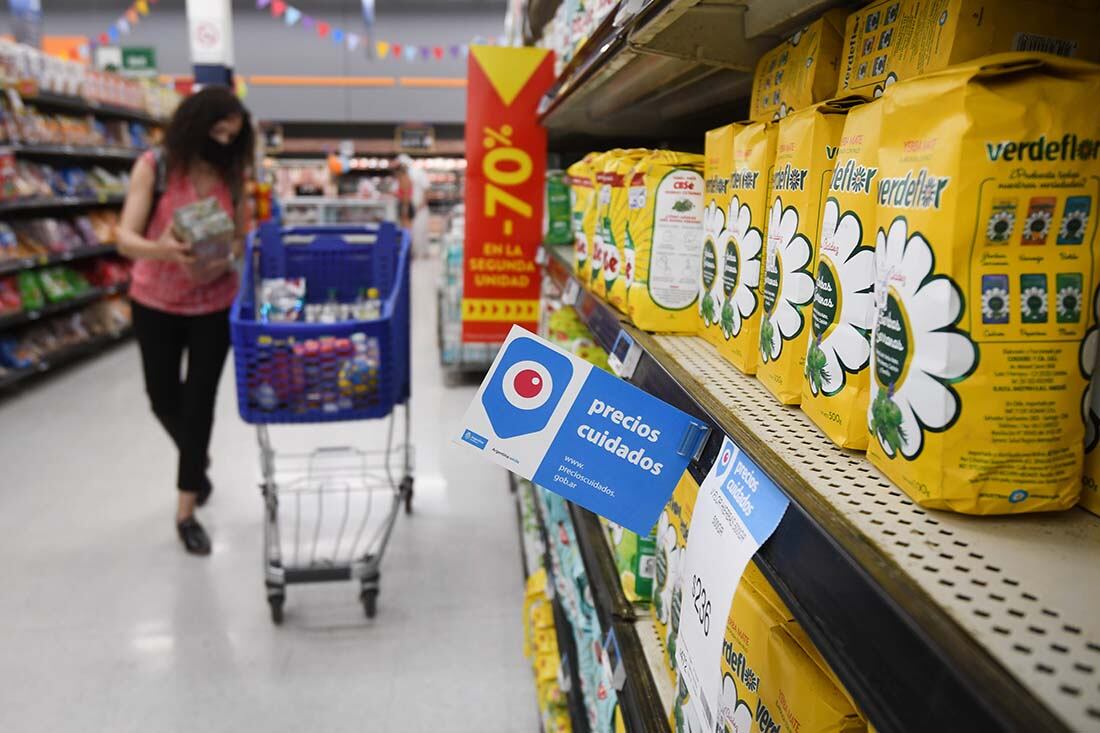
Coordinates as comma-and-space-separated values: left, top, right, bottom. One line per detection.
0, 194, 126, 215
567, 503, 668, 733
10, 144, 143, 162
529, 478, 593, 733
17, 89, 165, 126
0, 244, 117, 276
538, 0, 843, 145
0, 325, 132, 391
0, 282, 129, 331
543, 244, 1100, 733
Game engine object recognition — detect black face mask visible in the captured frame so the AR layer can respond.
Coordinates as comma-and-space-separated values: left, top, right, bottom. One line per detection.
200, 137, 232, 165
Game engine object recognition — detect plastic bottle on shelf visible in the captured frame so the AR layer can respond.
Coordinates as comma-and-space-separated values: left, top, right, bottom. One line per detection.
320, 287, 340, 324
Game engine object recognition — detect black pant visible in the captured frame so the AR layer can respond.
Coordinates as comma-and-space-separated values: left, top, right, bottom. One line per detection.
132, 300, 231, 493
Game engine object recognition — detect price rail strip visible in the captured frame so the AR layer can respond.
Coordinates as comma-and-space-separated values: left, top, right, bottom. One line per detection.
543, 243, 1074, 732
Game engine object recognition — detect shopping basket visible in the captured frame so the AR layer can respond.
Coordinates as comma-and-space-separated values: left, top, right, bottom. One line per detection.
230, 221, 413, 623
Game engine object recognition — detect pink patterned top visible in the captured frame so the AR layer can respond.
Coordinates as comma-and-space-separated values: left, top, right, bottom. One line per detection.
128, 151, 239, 315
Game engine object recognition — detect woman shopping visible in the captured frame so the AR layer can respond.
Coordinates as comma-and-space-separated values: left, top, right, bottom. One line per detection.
116, 86, 255, 556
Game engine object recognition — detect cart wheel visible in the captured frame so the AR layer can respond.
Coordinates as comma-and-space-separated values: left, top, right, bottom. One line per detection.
269, 595, 285, 625
402, 476, 414, 514
361, 590, 378, 619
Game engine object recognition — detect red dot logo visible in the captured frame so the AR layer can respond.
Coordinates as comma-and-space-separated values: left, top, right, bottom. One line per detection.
513, 369, 543, 399
501, 360, 553, 410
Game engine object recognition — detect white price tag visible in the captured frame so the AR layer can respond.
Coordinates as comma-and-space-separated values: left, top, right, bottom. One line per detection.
607, 330, 641, 379
561, 278, 581, 306
535, 245, 548, 266
674, 437, 789, 733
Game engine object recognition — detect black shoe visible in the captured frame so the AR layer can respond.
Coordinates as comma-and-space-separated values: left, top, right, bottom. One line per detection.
196, 475, 213, 507
177, 516, 212, 555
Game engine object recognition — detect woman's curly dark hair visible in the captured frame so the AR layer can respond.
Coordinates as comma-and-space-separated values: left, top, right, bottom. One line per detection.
162, 86, 254, 191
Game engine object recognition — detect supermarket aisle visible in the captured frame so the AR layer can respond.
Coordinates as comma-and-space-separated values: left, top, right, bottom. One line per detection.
0, 259, 537, 733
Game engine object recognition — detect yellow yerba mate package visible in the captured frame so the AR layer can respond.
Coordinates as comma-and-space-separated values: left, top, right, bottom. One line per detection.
757, 102, 850, 404
751, 9, 849, 121
868, 54, 1100, 514
653, 471, 700, 688
836, 0, 1100, 99
700, 124, 739, 343
585, 150, 620, 292
599, 148, 650, 307
568, 153, 598, 279
709, 563, 865, 733
625, 151, 706, 333
1084, 293, 1100, 517
802, 101, 883, 449
714, 121, 778, 375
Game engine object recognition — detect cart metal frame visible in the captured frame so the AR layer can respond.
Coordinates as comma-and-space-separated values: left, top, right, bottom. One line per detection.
256, 403, 413, 623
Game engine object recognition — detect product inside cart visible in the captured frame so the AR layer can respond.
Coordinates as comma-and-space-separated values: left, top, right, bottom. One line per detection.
230, 221, 414, 623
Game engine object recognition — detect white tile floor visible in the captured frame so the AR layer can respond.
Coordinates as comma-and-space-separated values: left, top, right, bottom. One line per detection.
0, 259, 538, 732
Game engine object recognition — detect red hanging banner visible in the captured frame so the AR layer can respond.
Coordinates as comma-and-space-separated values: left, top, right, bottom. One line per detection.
462, 45, 554, 344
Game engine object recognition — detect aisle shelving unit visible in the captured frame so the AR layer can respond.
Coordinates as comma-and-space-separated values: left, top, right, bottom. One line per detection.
0, 282, 128, 331
17, 88, 165, 127
0, 324, 132, 390
9, 143, 143, 162
0, 194, 126, 215
0, 243, 117, 276
543, 244, 1100, 732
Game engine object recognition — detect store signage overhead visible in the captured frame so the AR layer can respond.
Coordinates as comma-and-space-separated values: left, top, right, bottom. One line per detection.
675, 436, 788, 733
396, 124, 434, 151
462, 46, 554, 343
456, 326, 710, 533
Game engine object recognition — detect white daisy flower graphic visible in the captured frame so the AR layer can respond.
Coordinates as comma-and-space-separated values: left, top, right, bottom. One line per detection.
806, 199, 874, 396
717, 675, 753, 733
1021, 286, 1048, 320
1079, 288, 1100, 450
986, 210, 1015, 242
771, 102, 791, 121
873, 72, 898, 98
1060, 209, 1089, 242
1024, 209, 1052, 241
700, 200, 729, 326
869, 217, 977, 459
981, 287, 1010, 321
1057, 284, 1082, 322
654, 509, 680, 626
574, 230, 588, 263
759, 197, 815, 362
609, 522, 624, 546
720, 195, 764, 339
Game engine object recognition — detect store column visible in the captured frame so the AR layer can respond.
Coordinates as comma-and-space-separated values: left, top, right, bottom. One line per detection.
186, 0, 234, 86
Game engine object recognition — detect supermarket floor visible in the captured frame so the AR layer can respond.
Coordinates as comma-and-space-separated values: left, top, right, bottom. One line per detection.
0, 259, 538, 732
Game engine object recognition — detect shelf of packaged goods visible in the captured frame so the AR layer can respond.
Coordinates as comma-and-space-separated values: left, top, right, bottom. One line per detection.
544, 244, 1100, 733
530, 479, 593, 733
10, 144, 143, 162
0, 244, 117, 277
15, 88, 165, 126
567, 503, 670, 733
0, 325, 132, 391
537, 0, 843, 145
0, 282, 129, 331
0, 194, 126, 215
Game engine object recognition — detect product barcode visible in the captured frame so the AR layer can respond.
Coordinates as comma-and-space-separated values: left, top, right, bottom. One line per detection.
639, 555, 656, 579
1012, 32, 1078, 57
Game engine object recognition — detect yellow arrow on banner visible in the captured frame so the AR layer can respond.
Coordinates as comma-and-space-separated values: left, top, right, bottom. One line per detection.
376, 41, 390, 59
469, 46, 550, 107
462, 298, 539, 322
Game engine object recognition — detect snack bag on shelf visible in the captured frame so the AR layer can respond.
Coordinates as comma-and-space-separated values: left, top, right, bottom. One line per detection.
801, 100, 883, 450
652, 471, 700, 688
757, 100, 855, 404
867, 54, 1100, 514
624, 151, 705, 333
750, 9, 849, 121
694, 562, 866, 733
545, 169, 573, 246
713, 121, 778, 375
567, 153, 598, 278
606, 520, 657, 603
599, 148, 650, 309
699, 124, 739, 345
835, 0, 1100, 99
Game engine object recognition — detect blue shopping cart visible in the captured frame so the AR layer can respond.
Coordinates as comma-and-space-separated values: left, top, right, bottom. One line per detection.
230, 221, 413, 623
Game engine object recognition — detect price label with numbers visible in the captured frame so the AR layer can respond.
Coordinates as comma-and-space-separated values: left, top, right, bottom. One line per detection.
462, 46, 555, 344
674, 436, 788, 733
